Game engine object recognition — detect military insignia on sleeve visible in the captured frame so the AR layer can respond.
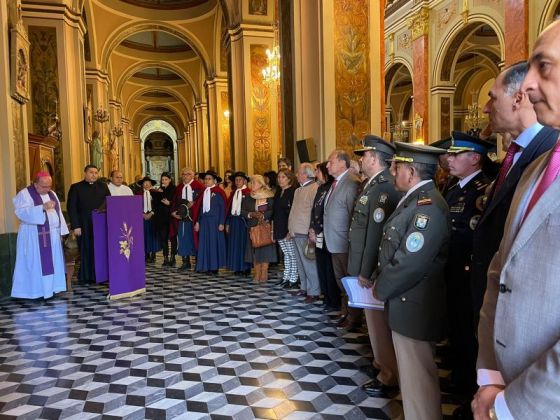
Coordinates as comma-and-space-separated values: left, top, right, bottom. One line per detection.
414, 213, 429, 230
469, 215, 481, 230
359, 195, 368, 205
417, 197, 432, 206
379, 193, 388, 204
475, 195, 486, 211
373, 208, 385, 223
406, 232, 424, 253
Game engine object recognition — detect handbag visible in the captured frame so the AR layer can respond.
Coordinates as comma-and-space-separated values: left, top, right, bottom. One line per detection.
304, 239, 316, 260
250, 220, 274, 248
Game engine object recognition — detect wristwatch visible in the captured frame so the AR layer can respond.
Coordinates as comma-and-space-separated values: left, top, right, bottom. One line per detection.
488, 407, 498, 420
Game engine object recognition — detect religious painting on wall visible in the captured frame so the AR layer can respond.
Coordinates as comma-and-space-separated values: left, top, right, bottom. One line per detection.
334, 0, 371, 156
249, 0, 267, 16
10, 29, 30, 104
250, 44, 272, 175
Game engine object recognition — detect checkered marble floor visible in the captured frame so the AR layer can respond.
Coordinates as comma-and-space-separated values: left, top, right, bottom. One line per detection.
0, 261, 460, 419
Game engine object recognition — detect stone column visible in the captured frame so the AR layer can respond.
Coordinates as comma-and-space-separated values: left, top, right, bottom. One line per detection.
505, 0, 528, 65
206, 76, 230, 175
189, 120, 199, 171
195, 103, 210, 170
229, 23, 279, 173
0, 2, 19, 295
430, 85, 455, 142
409, 6, 430, 143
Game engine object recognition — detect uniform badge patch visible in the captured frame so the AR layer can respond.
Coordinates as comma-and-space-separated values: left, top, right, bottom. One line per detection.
406, 232, 424, 253
379, 193, 388, 204
373, 208, 385, 223
475, 195, 486, 212
359, 195, 368, 205
414, 214, 429, 230
469, 215, 481, 230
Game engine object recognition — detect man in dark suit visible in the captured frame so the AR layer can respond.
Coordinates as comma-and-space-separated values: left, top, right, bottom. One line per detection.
374, 142, 450, 420
471, 62, 558, 321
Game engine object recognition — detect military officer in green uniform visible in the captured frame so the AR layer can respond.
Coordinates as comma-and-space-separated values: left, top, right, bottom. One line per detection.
444, 132, 493, 413
373, 141, 451, 420
347, 135, 402, 397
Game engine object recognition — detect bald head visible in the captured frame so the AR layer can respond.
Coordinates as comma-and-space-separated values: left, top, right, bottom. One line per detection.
110, 170, 124, 186
522, 20, 560, 128
34, 175, 52, 195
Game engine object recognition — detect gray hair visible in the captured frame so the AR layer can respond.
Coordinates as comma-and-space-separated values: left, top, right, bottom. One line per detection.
331, 149, 351, 168
411, 162, 438, 181
502, 61, 529, 96
299, 162, 315, 179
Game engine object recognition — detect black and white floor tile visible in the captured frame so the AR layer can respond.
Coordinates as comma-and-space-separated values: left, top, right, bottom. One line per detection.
0, 261, 460, 419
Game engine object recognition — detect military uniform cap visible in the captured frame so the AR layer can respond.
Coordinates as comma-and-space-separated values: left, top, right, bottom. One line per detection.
448, 131, 494, 155
354, 134, 396, 157
390, 141, 447, 165
430, 137, 452, 150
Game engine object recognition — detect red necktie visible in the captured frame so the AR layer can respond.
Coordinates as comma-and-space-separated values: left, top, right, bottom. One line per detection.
494, 142, 521, 193
523, 141, 560, 221
330, 179, 338, 192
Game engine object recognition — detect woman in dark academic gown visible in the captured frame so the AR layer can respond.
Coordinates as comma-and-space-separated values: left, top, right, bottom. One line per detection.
241, 174, 276, 283
225, 172, 251, 275
151, 172, 177, 267
136, 176, 160, 263
192, 171, 227, 274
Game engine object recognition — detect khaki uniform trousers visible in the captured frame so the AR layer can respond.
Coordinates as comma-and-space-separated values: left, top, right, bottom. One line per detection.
392, 331, 442, 420
365, 308, 398, 386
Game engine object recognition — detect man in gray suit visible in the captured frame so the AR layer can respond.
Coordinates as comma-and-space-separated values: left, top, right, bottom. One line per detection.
323, 149, 360, 329
473, 21, 560, 419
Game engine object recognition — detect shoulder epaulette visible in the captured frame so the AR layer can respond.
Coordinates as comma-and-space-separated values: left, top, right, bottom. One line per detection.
473, 179, 489, 191
417, 191, 432, 206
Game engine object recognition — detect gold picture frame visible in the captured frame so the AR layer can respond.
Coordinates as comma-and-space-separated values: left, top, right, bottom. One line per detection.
10, 28, 30, 104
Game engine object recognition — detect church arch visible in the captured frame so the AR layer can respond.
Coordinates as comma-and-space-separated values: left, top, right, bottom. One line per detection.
124, 87, 193, 121
538, 0, 560, 34
101, 21, 211, 77
433, 15, 504, 85
385, 62, 414, 142
116, 61, 201, 102
140, 120, 179, 183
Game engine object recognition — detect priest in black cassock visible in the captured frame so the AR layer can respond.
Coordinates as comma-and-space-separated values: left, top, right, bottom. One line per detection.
67, 164, 110, 284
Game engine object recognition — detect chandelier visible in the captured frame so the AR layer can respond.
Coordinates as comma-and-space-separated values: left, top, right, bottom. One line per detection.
465, 103, 485, 135
262, 23, 280, 85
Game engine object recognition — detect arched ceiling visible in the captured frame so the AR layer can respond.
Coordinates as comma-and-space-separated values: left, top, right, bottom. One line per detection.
85, 0, 229, 138
119, 0, 210, 10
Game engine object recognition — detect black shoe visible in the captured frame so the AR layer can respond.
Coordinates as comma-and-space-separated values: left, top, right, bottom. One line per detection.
169, 255, 177, 267
149, 253, 156, 263
209, 270, 218, 275
179, 258, 191, 270
162, 257, 170, 267
452, 403, 474, 420
361, 378, 398, 398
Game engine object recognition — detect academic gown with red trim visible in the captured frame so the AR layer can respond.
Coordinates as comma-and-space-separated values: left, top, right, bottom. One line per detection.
192, 185, 227, 272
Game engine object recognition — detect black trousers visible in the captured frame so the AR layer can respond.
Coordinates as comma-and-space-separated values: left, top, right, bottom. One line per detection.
316, 246, 339, 309
157, 226, 177, 257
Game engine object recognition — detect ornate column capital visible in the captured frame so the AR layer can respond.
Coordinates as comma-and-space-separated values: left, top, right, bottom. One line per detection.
409, 7, 430, 41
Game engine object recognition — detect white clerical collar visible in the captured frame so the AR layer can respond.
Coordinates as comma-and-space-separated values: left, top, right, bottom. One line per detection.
458, 169, 482, 189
